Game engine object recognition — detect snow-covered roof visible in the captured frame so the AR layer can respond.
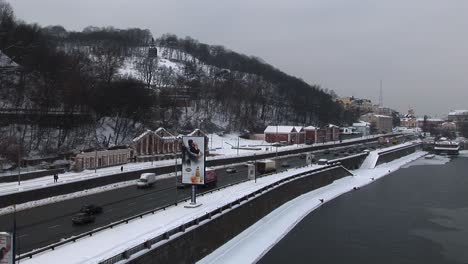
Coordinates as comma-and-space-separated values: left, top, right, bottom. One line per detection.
353, 121, 370, 127
188, 128, 207, 137
449, 110, 468, 116
373, 114, 392, 118
294, 126, 304, 132
132, 129, 152, 142
416, 118, 444, 122
264, 126, 297, 134
154, 127, 175, 138
328, 124, 339, 128
304, 126, 317, 130
0, 50, 19, 68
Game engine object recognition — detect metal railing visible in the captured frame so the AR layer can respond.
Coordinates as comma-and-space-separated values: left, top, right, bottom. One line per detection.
17, 163, 342, 262
97, 164, 342, 264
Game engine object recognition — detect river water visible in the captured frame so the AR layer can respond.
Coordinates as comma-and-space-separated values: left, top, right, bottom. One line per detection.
259, 155, 468, 264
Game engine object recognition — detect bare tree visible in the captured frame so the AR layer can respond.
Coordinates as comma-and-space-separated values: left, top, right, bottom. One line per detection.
135, 56, 158, 89
92, 42, 124, 85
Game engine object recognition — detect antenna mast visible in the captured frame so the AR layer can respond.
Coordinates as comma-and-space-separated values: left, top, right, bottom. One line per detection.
379, 80, 383, 107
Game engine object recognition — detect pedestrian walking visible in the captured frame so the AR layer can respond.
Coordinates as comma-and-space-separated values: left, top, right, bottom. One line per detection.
53, 174, 58, 183
120, 166, 123, 172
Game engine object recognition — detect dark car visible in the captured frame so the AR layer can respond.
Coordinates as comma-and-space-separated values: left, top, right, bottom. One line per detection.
226, 167, 237, 173
80, 204, 103, 215
72, 212, 95, 225
323, 150, 331, 155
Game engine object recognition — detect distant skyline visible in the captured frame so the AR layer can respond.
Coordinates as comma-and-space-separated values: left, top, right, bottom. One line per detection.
9, 0, 468, 117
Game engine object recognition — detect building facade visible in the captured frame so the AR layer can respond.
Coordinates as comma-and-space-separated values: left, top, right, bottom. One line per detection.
353, 121, 371, 136
360, 113, 393, 134
132, 128, 180, 158
72, 147, 133, 171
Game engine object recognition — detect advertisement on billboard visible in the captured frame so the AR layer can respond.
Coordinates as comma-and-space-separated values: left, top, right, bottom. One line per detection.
0, 232, 13, 264
181, 136, 205, 185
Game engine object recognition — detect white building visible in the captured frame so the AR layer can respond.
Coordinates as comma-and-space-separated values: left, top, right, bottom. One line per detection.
352, 121, 371, 136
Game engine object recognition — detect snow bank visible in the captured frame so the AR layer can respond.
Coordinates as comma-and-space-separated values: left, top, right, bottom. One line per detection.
198, 151, 426, 264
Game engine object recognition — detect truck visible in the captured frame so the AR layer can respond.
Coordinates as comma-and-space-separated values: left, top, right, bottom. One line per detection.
136, 173, 157, 188
177, 168, 218, 188
256, 159, 276, 174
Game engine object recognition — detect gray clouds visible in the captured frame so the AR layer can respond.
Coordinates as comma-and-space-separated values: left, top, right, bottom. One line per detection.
9, 0, 468, 116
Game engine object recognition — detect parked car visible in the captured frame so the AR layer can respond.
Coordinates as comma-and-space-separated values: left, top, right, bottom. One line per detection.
323, 150, 331, 155
299, 154, 306, 159
281, 161, 290, 167
72, 212, 95, 225
80, 204, 103, 214
334, 152, 340, 157
226, 167, 237, 173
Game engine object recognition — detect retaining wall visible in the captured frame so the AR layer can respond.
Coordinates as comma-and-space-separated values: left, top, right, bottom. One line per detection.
376, 143, 421, 166
129, 166, 351, 264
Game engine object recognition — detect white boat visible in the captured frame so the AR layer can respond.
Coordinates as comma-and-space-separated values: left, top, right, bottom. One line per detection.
434, 141, 460, 155
424, 154, 436, 159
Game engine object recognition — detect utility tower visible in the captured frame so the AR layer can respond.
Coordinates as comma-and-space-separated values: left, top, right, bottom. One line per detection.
379, 80, 383, 107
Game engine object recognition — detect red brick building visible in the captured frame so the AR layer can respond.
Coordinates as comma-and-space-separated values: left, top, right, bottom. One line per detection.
264, 126, 305, 144
304, 126, 318, 144
326, 124, 340, 141
132, 127, 180, 157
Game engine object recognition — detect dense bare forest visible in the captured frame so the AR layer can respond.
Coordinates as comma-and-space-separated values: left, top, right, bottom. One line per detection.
0, 0, 358, 162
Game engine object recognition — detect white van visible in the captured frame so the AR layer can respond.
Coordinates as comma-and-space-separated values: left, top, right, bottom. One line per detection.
137, 173, 157, 188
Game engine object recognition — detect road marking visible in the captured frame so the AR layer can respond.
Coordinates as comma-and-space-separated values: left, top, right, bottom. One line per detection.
48, 224, 61, 229
18, 234, 29, 238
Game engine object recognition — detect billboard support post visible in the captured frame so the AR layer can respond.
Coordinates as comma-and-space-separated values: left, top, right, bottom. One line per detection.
190, 185, 196, 204
182, 135, 205, 208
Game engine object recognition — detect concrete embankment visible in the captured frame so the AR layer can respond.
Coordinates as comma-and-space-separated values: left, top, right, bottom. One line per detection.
129, 166, 352, 264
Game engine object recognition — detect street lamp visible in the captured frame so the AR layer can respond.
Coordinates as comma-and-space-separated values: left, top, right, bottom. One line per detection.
275, 124, 278, 157
237, 136, 240, 156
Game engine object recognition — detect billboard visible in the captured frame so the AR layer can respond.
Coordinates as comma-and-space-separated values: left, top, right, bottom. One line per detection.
0, 232, 13, 264
181, 136, 205, 185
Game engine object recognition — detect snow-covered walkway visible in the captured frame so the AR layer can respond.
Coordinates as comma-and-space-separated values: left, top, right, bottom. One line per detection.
198, 150, 426, 264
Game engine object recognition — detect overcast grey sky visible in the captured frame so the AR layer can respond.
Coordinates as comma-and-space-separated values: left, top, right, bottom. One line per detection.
9, 0, 468, 116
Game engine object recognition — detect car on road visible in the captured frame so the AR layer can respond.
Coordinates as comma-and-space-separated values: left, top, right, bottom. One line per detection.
226, 167, 237, 173
244, 161, 255, 167
72, 212, 95, 225
333, 152, 340, 157
299, 154, 306, 159
281, 161, 290, 167
317, 159, 328, 165
80, 204, 103, 215
323, 150, 331, 155
137, 173, 157, 188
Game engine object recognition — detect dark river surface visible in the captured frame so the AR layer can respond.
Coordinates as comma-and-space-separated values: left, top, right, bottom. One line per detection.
259, 155, 468, 264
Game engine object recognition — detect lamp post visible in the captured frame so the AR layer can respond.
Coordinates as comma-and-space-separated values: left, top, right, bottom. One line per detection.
275, 124, 278, 157
237, 136, 239, 156
17, 145, 21, 186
